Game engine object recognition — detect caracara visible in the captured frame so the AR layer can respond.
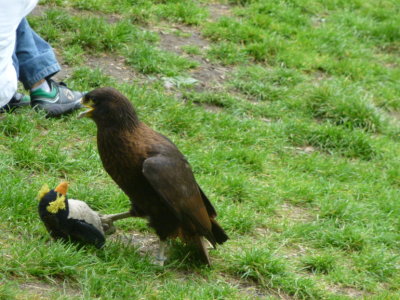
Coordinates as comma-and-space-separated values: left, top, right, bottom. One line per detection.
79, 87, 228, 265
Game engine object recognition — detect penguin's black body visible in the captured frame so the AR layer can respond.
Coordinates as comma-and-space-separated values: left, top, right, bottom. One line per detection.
38, 182, 105, 249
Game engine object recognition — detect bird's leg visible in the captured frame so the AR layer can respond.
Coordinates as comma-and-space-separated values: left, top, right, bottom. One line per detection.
99, 211, 132, 235
154, 240, 167, 266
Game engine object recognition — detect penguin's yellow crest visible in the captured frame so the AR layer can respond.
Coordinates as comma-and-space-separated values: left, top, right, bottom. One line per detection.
37, 184, 50, 200
47, 194, 66, 214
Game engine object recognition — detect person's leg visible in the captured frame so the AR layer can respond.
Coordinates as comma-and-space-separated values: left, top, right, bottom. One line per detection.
15, 18, 60, 89
14, 18, 83, 117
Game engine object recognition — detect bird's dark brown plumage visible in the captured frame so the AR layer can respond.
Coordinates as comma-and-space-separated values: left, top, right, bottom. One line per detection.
81, 87, 228, 265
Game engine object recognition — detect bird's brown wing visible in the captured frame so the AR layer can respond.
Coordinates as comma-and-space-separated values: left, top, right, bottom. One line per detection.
142, 155, 215, 243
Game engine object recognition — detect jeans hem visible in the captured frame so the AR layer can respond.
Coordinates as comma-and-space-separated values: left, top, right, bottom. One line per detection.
18, 51, 61, 89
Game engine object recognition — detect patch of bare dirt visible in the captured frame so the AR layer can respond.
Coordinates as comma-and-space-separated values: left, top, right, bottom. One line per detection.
19, 281, 81, 298
389, 111, 400, 122
202, 103, 224, 113
158, 26, 210, 55
30, 4, 47, 17
86, 54, 143, 83
157, 25, 232, 92
282, 244, 309, 261
277, 202, 314, 223
220, 274, 283, 299
311, 15, 328, 28
296, 146, 316, 154
207, 4, 232, 21
159, 3, 232, 91
109, 230, 159, 257
379, 44, 400, 54
52, 53, 147, 86
190, 64, 230, 91
327, 285, 369, 298
312, 69, 329, 82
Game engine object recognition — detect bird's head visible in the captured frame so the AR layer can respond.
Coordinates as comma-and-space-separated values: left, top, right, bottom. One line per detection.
78, 87, 139, 129
37, 182, 69, 214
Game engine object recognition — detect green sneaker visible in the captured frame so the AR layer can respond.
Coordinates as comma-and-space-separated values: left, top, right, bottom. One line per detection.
0, 92, 31, 113
31, 79, 84, 117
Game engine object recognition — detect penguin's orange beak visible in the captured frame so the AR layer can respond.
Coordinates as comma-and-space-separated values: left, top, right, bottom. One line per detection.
54, 181, 68, 195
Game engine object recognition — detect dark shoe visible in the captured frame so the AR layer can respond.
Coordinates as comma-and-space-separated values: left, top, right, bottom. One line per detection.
0, 92, 31, 113
30, 79, 84, 117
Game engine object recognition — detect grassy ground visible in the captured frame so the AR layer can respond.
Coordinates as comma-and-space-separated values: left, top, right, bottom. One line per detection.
1, 0, 400, 298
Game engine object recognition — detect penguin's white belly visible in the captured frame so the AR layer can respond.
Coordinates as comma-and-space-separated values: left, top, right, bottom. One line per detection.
68, 199, 104, 235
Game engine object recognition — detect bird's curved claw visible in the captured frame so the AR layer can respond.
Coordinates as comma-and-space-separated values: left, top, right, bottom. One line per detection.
99, 211, 132, 235
99, 215, 117, 235
153, 257, 166, 267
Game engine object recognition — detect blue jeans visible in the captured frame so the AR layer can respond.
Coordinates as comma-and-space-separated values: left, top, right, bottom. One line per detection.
12, 18, 60, 90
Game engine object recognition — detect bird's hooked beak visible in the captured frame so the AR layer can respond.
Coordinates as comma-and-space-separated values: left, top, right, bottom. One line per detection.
54, 181, 68, 195
78, 96, 95, 119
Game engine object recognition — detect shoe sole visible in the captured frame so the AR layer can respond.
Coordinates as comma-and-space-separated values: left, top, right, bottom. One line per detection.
32, 100, 83, 117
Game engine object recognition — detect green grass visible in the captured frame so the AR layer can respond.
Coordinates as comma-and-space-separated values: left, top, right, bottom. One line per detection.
1, 0, 400, 298
207, 42, 249, 65
126, 42, 199, 76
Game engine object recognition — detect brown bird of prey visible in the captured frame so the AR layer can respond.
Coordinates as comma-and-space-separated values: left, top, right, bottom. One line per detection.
79, 87, 228, 265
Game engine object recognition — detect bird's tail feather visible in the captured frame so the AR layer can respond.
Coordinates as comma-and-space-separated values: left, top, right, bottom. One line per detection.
211, 219, 229, 245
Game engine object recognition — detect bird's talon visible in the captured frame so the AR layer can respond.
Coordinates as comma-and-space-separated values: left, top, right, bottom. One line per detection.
153, 257, 166, 266
99, 212, 131, 235
100, 217, 116, 235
